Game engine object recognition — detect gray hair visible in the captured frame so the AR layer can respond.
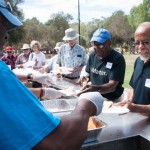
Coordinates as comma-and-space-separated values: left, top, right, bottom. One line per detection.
30, 40, 41, 49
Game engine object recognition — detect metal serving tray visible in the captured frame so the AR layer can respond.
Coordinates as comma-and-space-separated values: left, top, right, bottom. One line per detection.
41, 99, 78, 114
84, 118, 107, 143
41, 99, 106, 144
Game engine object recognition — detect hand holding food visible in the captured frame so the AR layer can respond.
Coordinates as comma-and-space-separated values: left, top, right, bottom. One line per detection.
81, 76, 89, 87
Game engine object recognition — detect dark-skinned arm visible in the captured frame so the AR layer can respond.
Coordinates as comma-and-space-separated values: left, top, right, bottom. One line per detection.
78, 80, 119, 96
32, 100, 96, 150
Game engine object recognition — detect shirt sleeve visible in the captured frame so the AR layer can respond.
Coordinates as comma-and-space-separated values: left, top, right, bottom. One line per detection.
0, 63, 60, 149
28, 53, 32, 61
56, 51, 61, 66
82, 48, 87, 66
109, 54, 126, 83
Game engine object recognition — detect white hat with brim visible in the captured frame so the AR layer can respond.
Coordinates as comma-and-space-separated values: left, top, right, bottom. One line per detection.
21, 44, 30, 50
0, 1, 22, 31
63, 28, 79, 41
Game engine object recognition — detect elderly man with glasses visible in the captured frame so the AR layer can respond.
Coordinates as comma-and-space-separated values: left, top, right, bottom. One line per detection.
115, 22, 150, 116
78, 28, 126, 103
0, 0, 104, 149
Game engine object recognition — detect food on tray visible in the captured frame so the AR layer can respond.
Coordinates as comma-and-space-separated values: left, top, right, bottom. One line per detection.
60, 86, 78, 97
47, 107, 59, 112
88, 117, 102, 130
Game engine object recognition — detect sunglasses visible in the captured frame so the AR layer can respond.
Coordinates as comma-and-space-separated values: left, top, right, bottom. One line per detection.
133, 41, 150, 47
91, 41, 106, 49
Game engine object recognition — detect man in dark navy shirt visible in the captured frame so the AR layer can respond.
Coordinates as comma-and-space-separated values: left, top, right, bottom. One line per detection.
116, 22, 150, 116
78, 28, 126, 102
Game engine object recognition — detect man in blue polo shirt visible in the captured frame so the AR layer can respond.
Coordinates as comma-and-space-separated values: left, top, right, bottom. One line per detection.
78, 28, 126, 102
0, 0, 104, 149
115, 22, 150, 116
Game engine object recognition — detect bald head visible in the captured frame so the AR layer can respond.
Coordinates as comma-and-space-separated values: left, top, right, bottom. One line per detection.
135, 22, 150, 36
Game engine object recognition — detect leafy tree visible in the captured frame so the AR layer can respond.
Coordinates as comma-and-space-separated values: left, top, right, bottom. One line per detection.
45, 12, 73, 47
128, 0, 150, 29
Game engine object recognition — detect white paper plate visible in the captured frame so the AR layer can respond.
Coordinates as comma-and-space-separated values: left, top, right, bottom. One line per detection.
102, 106, 130, 114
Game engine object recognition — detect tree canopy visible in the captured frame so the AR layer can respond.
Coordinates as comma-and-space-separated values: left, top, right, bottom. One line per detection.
4, 0, 150, 53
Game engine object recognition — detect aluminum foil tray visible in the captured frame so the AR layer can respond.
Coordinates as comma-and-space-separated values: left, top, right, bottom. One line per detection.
41, 99, 78, 113
84, 118, 107, 144
49, 75, 81, 90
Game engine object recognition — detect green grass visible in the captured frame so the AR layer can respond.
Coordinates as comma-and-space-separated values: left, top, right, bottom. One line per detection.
123, 54, 138, 88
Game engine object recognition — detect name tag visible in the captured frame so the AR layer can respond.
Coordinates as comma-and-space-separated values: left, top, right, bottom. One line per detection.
106, 62, 113, 69
145, 79, 150, 88
77, 54, 82, 57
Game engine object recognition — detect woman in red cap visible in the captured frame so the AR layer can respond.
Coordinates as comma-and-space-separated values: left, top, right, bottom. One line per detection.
1, 46, 17, 69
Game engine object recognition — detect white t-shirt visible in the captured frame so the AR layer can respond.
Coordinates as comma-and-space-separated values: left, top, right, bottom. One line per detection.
29, 52, 46, 67
47, 55, 59, 72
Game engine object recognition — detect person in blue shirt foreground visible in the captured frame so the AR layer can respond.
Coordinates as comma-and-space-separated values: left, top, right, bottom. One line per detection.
115, 22, 150, 117
0, 1, 104, 149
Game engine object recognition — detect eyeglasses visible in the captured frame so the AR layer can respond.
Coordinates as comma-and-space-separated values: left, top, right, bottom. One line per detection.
23, 49, 29, 51
91, 41, 105, 49
7, 51, 12, 53
133, 41, 150, 47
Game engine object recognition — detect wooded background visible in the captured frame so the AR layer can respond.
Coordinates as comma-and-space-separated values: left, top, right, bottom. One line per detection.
4, 0, 150, 54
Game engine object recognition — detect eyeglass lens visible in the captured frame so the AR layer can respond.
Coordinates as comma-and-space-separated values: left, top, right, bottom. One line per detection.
133, 41, 150, 47
91, 41, 104, 48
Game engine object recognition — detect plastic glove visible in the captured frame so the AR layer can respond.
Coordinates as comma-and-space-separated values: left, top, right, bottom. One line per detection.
32, 74, 49, 84
46, 73, 57, 85
78, 92, 104, 116
32, 73, 55, 86
80, 66, 89, 78
43, 88, 66, 99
